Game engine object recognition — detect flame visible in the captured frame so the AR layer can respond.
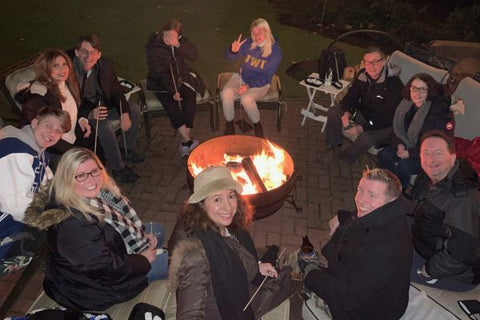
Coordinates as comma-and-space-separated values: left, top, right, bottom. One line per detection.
190, 140, 288, 195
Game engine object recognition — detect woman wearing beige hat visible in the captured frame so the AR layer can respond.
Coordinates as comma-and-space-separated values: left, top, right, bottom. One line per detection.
168, 166, 290, 320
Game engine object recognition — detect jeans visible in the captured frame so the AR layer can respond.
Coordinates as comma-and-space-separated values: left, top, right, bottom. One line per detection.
89, 103, 141, 171
144, 222, 168, 282
378, 145, 421, 189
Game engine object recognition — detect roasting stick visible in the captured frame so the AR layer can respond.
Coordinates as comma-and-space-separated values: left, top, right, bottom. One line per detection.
94, 99, 101, 155
243, 247, 286, 312
119, 100, 128, 157
170, 63, 182, 109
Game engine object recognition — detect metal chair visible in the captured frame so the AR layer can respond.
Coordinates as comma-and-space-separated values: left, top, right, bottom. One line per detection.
214, 72, 287, 132
138, 79, 216, 143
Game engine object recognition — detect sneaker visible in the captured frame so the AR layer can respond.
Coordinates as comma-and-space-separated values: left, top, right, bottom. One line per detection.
120, 149, 146, 163
112, 166, 139, 183
179, 140, 199, 158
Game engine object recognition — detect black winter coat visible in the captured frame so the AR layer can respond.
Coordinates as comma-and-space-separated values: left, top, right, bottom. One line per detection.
305, 197, 413, 320
145, 32, 206, 95
341, 66, 403, 131
24, 187, 150, 311
412, 160, 480, 283
66, 49, 131, 117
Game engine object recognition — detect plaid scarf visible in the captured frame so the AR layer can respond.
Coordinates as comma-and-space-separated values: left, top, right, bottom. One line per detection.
89, 189, 149, 254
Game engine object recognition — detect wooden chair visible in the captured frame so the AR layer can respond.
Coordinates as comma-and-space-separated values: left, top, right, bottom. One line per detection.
137, 79, 216, 143
214, 72, 287, 132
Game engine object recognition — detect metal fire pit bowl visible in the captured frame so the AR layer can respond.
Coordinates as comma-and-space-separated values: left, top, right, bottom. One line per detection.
186, 135, 296, 220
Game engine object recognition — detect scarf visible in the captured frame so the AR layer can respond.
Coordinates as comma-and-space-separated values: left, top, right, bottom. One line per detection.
393, 99, 432, 149
89, 189, 149, 254
198, 228, 257, 320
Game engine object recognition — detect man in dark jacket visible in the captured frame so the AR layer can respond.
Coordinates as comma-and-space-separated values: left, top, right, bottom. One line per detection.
325, 47, 404, 164
71, 34, 144, 183
411, 130, 480, 291
299, 168, 413, 320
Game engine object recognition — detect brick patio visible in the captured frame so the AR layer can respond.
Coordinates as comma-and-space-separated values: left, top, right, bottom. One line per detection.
1, 97, 376, 318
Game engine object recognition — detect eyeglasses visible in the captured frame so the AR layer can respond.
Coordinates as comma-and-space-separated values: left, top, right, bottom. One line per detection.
79, 48, 100, 56
410, 86, 428, 93
363, 58, 384, 67
75, 167, 102, 182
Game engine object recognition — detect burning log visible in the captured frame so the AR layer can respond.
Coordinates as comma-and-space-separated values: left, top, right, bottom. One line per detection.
241, 156, 268, 193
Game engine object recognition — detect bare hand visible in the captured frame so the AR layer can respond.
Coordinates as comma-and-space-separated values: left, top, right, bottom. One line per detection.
120, 112, 132, 132
341, 112, 351, 128
145, 233, 158, 249
173, 92, 182, 101
79, 118, 91, 138
94, 106, 108, 120
259, 262, 278, 278
140, 246, 157, 264
163, 30, 179, 47
231, 34, 247, 53
396, 144, 409, 159
237, 84, 248, 95
329, 215, 339, 236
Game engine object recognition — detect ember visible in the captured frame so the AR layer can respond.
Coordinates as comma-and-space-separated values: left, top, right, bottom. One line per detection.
188, 137, 290, 195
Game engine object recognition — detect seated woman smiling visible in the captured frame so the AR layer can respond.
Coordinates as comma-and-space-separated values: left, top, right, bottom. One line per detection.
168, 166, 291, 320
24, 148, 166, 311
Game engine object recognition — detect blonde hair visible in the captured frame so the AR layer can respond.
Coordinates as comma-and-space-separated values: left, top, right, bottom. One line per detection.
50, 148, 122, 222
362, 168, 402, 200
249, 18, 275, 57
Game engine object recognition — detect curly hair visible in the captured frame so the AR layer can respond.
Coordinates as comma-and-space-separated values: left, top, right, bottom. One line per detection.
178, 192, 253, 236
401, 73, 442, 101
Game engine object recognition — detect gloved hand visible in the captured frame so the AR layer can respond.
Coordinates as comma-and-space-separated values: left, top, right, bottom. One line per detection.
297, 250, 322, 277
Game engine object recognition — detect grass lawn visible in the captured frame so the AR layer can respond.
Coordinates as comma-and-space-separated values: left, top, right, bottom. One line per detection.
0, 0, 365, 123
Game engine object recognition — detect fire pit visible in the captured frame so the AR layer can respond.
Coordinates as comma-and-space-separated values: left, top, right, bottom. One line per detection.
186, 135, 298, 220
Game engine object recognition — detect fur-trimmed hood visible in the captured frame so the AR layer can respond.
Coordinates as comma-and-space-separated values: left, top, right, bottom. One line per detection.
23, 183, 71, 230
168, 237, 207, 290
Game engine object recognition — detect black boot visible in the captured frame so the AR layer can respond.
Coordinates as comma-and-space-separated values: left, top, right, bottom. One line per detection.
224, 121, 235, 135
253, 121, 264, 138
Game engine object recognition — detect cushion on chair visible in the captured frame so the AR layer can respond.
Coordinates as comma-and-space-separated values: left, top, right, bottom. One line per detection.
138, 79, 164, 112
452, 77, 480, 140
388, 50, 449, 85
5, 64, 36, 112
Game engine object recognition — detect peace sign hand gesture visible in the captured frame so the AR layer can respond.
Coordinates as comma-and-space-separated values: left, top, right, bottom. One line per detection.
231, 34, 247, 53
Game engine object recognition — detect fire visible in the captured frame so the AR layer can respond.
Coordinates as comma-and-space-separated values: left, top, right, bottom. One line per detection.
190, 140, 288, 195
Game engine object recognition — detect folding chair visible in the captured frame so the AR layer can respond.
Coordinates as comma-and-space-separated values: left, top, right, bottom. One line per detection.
214, 72, 287, 132
138, 79, 215, 143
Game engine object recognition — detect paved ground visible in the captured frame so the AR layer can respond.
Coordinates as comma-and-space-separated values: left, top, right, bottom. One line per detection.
1, 96, 377, 318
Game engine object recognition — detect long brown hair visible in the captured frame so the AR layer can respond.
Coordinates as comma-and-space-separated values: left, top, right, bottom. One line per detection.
34, 49, 80, 105
179, 192, 253, 236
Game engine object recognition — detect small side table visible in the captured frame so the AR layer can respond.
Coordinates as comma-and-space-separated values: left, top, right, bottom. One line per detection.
299, 73, 349, 132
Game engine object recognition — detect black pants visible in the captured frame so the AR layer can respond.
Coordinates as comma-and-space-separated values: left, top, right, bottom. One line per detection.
155, 85, 196, 129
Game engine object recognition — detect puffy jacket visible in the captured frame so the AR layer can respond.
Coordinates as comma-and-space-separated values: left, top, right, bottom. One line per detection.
145, 33, 206, 96
24, 187, 150, 311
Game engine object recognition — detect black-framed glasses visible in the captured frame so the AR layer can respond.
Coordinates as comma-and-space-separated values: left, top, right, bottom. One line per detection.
79, 48, 100, 56
75, 167, 102, 182
363, 58, 384, 67
410, 86, 428, 93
